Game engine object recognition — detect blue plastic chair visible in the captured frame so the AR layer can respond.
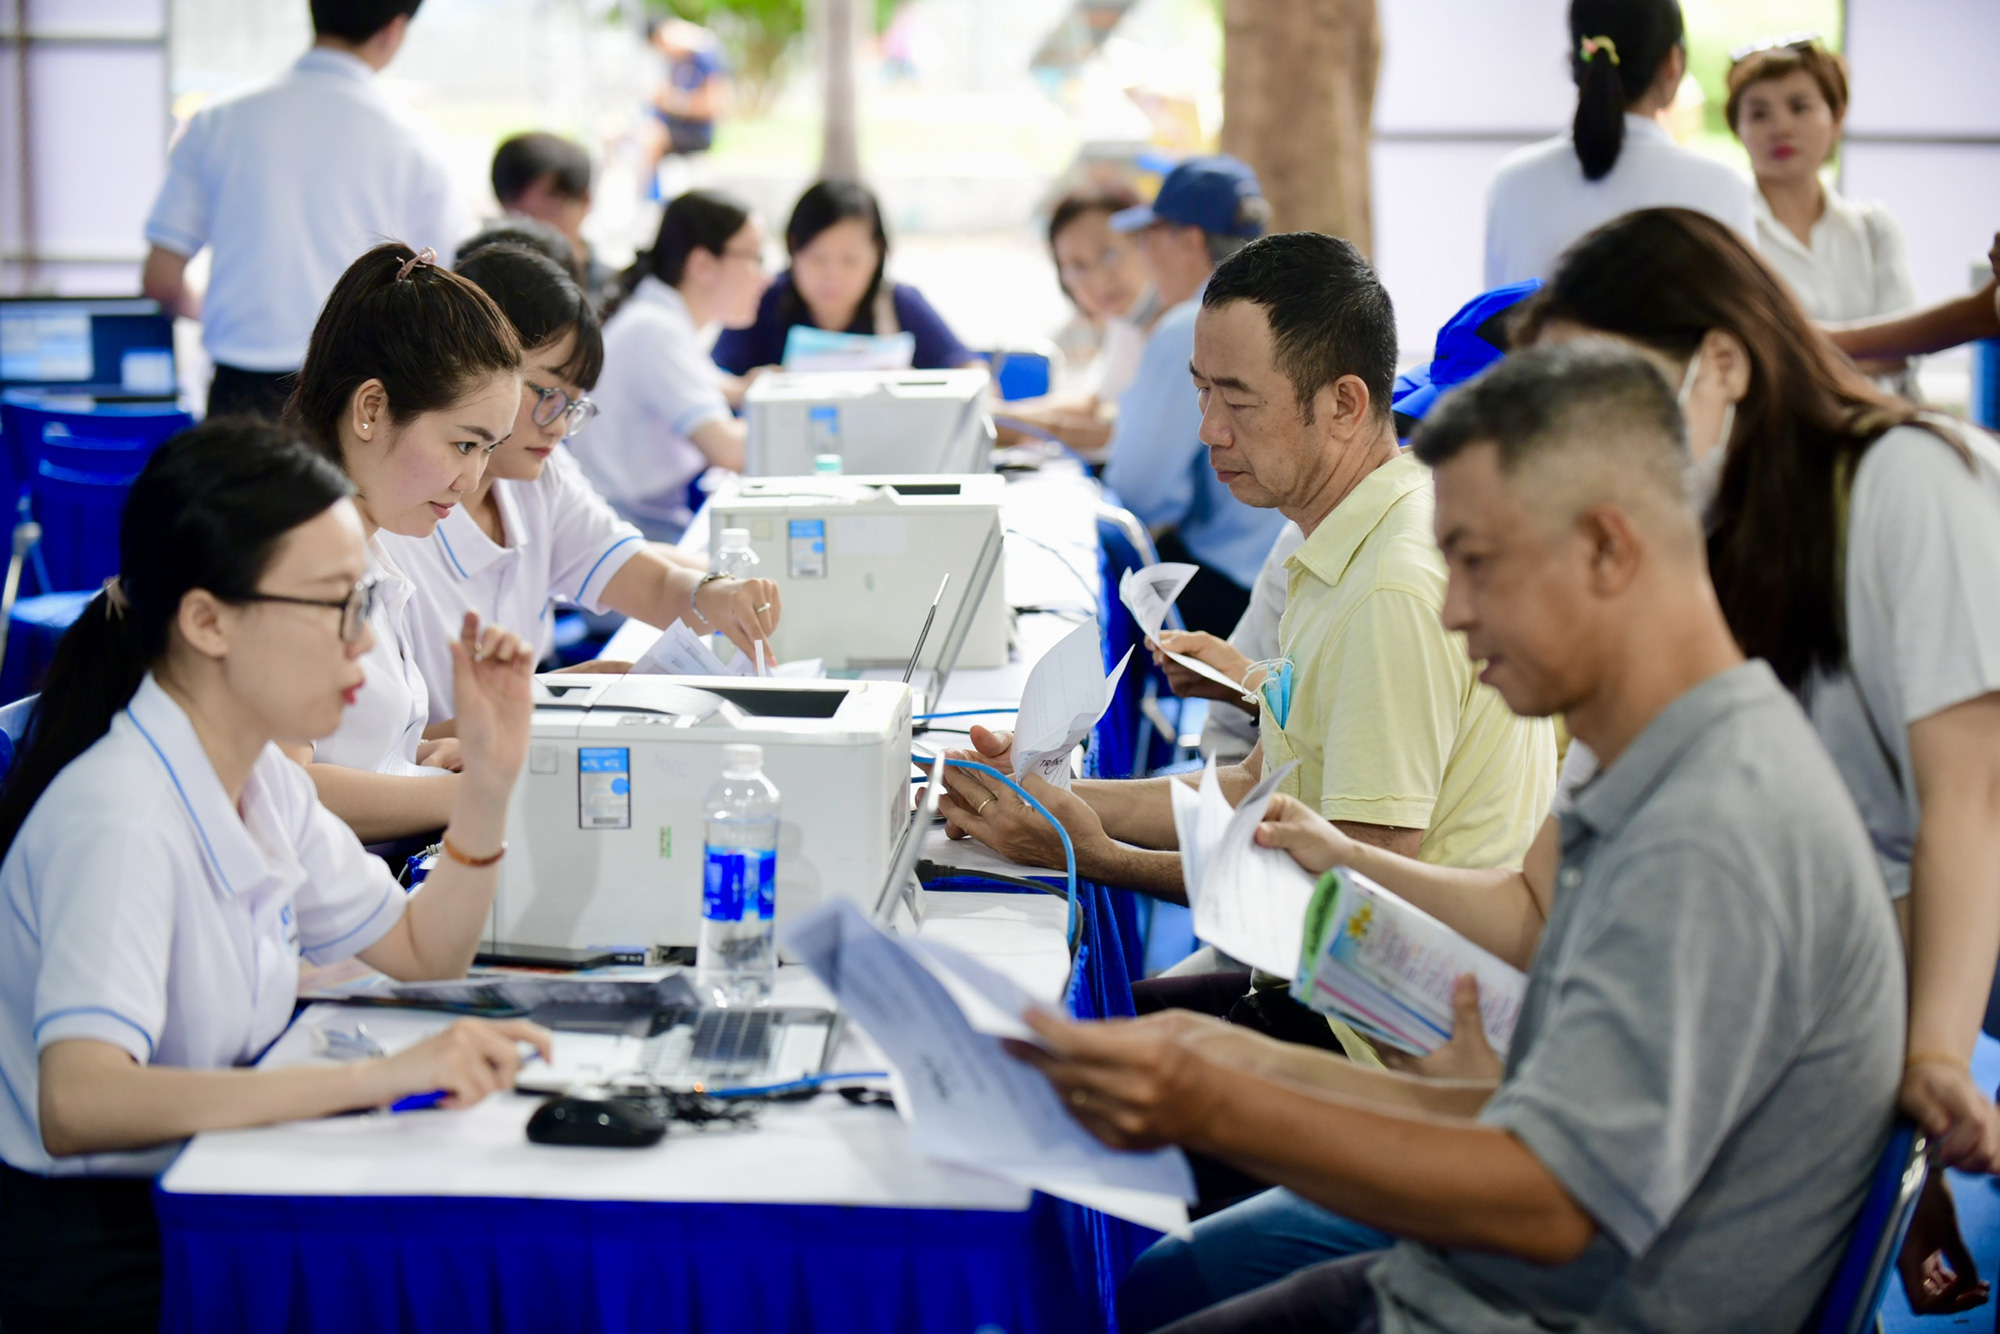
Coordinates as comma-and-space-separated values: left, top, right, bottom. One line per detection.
31, 434, 157, 592
1807, 1122, 1927, 1334
0, 692, 35, 774
0, 591, 94, 705
979, 349, 1056, 401
0, 390, 190, 504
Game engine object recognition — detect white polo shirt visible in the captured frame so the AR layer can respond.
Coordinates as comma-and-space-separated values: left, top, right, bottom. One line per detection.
1483, 115, 1756, 287
571, 276, 734, 540
313, 537, 435, 777
384, 448, 645, 721
143, 47, 468, 372
1752, 186, 1915, 323
0, 675, 405, 1177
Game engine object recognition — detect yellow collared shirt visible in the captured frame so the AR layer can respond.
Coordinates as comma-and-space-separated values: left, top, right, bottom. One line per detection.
1258, 452, 1554, 870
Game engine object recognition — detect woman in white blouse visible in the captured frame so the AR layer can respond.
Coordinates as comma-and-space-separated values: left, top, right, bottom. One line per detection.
283, 243, 524, 842
1484, 0, 1754, 288
1726, 36, 1915, 381
0, 421, 545, 1331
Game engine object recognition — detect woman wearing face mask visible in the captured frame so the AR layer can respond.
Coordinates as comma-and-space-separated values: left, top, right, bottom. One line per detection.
281, 244, 524, 844
575, 190, 770, 543
0, 421, 547, 1333
384, 243, 782, 721
711, 178, 978, 377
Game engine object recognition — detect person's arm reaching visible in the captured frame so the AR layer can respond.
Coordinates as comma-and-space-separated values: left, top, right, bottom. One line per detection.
598, 547, 780, 657
287, 761, 459, 843
687, 417, 747, 472
141, 246, 200, 320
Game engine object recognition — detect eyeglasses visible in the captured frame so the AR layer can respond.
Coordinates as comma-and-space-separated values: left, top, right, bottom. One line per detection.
719, 245, 765, 267
1729, 31, 1823, 65
528, 383, 599, 438
237, 576, 382, 644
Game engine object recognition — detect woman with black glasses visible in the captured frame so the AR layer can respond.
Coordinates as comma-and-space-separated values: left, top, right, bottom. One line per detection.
0, 420, 549, 1333
383, 242, 781, 725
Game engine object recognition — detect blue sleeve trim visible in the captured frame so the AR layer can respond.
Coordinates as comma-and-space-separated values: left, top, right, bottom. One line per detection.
35, 1006, 157, 1062
576, 534, 643, 605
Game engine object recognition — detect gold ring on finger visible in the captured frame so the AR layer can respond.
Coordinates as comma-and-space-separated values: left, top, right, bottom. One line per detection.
1069, 1088, 1088, 1108
977, 795, 999, 815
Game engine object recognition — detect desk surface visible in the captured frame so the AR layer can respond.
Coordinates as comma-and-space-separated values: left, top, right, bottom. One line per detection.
161, 890, 1069, 1213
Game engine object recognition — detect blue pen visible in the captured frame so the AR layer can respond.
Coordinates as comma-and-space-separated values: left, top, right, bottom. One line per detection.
388, 1090, 448, 1113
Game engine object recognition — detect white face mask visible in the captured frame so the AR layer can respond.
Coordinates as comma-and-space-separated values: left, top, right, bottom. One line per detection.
1678, 347, 1736, 512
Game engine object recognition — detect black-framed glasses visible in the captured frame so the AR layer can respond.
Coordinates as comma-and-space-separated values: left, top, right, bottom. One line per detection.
528, 383, 598, 438
1729, 31, 1823, 65
237, 576, 382, 644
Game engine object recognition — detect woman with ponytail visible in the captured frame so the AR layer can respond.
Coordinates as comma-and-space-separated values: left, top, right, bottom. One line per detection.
1483, 0, 1754, 288
0, 421, 547, 1333
284, 241, 523, 842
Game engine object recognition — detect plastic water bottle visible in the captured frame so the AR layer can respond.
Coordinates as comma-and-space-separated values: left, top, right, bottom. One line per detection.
814, 453, 843, 476
715, 527, 759, 580
698, 744, 779, 1006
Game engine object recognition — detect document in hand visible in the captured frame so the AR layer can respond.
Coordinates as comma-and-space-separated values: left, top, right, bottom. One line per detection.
1168, 759, 1316, 977
1291, 868, 1527, 1058
628, 620, 820, 680
780, 899, 1195, 1229
1116, 562, 1253, 699
1011, 619, 1132, 789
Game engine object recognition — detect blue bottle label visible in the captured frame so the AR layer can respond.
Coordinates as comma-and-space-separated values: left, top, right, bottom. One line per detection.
703, 848, 776, 923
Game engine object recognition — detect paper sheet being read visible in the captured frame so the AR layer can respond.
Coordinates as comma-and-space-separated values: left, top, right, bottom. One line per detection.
626, 620, 822, 680
780, 900, 1193, 1230
1117, 562, 1254, 699
1173, 759, 1317, 977
1011, 619, 1131, 790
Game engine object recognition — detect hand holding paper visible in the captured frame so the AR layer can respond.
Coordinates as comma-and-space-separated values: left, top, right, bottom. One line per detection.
1172, 759, 1318, 976
626, 620, 822, 680
1011, 619, 1131, 789
1118, 562, 1256, 699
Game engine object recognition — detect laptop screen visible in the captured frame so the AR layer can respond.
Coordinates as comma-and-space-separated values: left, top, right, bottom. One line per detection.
0, 297, 177, 399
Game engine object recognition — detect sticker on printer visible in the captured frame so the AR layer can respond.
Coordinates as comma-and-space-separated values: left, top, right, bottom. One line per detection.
577, 747, 631, 830
788, 518, 827, 579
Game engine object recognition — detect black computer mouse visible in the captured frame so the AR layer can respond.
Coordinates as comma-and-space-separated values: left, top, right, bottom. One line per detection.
526, 1094, 667, 1148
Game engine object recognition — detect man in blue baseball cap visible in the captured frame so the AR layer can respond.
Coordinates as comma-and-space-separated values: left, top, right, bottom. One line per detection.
1102, 155, 1285, 635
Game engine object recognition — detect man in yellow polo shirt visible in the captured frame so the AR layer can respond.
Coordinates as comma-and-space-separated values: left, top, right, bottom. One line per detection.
938, 233, 1553, 912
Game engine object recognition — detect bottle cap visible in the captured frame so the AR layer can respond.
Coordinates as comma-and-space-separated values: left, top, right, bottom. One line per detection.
720, 527, 752, 549
723, 743, 763, 775
814, 453, 843, 474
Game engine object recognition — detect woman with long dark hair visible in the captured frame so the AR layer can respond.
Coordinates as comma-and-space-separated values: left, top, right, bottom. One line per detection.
0, 421, 546, 1332
385, 242, 781, 720
1483, 0, 1753, 287
574, 189, 769, 542
711, 178, 977, 376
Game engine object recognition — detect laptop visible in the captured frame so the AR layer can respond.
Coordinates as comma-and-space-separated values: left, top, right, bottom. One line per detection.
516, 755, 950, 1095
0, 296, 177, 401
901, 521, 1003, 714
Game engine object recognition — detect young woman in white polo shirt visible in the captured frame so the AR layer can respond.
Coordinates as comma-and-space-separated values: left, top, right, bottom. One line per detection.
282, 242, 524, 843
1483, 0, 1754, 287
385, 242, 781, 723
0, 421, 548, 1332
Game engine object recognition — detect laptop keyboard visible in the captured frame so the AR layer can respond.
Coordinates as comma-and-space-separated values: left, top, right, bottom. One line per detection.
638, 1009, 776, 1081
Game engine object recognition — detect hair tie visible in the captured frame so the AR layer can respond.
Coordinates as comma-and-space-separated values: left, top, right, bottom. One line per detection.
395, 247, 438, 281
101, 576, 129, 620
1579, 35, 1621, 65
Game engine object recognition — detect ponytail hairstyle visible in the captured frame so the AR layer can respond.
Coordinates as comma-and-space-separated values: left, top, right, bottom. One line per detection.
780, 179, 891, 333
616, 189, 753, 316
287, 242, 523, 471
0, 419, 356, 859
456, 242, 605, 390
1569, 0, 1686, 181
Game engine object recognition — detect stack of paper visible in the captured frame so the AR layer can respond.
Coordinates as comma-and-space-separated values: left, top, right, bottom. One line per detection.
627, 620, 823, 680
1011, 619, 1131, 790
1116, 562, 1254, 700
1168, 759, 1316, 976
780, 899, 1194, 1229
1291, 868, 1527, 1058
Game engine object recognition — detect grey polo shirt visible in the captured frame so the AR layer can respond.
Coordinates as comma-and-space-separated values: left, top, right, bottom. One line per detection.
1371, 661, 1905, 1333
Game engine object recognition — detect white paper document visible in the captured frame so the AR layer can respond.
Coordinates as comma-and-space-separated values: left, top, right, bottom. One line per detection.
1011, 619, 1132, 789
626, 620, 821, 680
1117, 562, 1256, 698
780, 900, 1194, 1228
1173, 759, 1316, 977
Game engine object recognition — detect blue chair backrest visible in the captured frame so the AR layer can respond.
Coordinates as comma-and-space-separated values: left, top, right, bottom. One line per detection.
32, 435, 158, 591
980, 350, 1054, 402
1807, 1121, 1926, 1334
0, 391, 190, 501
0, 694, 37, 745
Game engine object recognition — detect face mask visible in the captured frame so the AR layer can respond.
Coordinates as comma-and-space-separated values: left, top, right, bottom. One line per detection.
1678, 348, 1736, 512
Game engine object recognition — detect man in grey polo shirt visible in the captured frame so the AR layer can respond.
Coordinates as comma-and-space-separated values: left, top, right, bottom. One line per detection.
1011, 343, 1906, 1333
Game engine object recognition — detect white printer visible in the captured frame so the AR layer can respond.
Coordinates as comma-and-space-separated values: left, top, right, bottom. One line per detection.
707, 474, 1009, 671
492, 675, 913, 956
744, 368, 996, 476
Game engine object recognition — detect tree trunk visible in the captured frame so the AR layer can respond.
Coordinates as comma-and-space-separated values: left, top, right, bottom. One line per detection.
1220, 0, 1381, 253
819, 0, 862, 180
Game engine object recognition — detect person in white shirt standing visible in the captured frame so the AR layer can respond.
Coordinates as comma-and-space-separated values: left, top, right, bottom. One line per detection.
140, 1, 467, 420
1483, 0, 1754, 289
1726, 37, 1915, 336
574, 190, 768, 542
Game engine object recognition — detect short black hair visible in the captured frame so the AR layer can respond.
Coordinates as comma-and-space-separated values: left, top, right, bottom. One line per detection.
1412, 340, 1686, 489
491, 133, 592, 206
1199, 232, 1397, 425
456, 217, 578, 276
310, 0, 420, 44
